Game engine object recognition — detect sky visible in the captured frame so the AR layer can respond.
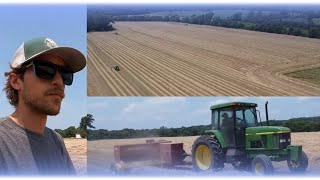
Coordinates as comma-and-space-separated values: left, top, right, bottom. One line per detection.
0, 5, 87, 129
88, 97, 320, 130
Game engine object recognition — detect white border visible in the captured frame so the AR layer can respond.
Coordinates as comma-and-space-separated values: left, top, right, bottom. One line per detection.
0, 0, 320, 4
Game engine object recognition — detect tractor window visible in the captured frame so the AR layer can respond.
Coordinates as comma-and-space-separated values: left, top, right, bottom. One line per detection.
219, 107, 234, 146
212, 110, 219, 130
219, 108, 234, 130
235, 107, 257, 127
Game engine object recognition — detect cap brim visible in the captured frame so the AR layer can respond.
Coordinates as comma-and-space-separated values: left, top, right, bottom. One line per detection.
29, 47, 86, 73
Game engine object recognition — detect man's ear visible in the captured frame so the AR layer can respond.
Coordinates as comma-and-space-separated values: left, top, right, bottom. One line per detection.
9, 73, 23, 91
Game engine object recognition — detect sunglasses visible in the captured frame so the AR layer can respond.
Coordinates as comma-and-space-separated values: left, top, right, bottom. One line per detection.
25, 60, 73, 85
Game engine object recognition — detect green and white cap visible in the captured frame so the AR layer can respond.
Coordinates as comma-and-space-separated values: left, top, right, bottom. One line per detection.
11, 37, 86, 72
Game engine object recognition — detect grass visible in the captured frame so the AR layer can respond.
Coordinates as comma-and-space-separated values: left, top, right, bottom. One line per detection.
285, 67, 320, 85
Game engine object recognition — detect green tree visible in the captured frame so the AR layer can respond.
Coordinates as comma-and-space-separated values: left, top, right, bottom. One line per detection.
65, 126, 77, 138
80, 114, 96, 131
76, 128, 87, 138
54, 129, 67, 138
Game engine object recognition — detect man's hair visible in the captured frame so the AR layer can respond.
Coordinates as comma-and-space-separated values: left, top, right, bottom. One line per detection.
3, 65, 25, 107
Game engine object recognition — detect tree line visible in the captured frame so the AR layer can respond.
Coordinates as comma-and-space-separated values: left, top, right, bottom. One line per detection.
88, 116, 320, 140
111, 11, 320, 38
87, 14, 115, 32
87, 10, 320, 38
54, 114, 95, 138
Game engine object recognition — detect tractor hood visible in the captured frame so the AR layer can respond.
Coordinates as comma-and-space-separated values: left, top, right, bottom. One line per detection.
246, 126, 291, 135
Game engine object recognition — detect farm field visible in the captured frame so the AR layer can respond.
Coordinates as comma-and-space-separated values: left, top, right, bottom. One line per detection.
87, 132, 320, 176
87, 22, 320, 96
64, 138, 87, 176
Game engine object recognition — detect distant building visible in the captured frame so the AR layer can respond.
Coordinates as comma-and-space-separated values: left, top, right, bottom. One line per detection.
75, 134, 82, 139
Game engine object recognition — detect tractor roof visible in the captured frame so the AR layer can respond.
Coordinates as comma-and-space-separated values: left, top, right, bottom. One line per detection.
210, 102, 257, 110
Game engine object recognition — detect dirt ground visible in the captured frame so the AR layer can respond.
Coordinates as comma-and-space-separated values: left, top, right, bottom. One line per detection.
87, 132, 320, 176
87, 22, 320, 96
64, 138, 87, 176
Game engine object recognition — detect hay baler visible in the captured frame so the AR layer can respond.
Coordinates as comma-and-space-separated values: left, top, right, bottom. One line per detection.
110, 140, 190, 173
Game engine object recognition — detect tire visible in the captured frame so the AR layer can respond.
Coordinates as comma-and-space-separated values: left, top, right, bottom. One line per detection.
287, 151, 308, 173
191, 135, 224, 172
251, 155, 273, 175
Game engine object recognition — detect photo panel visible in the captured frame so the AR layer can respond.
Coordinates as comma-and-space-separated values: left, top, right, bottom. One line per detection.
87, 4, 320, 96
0, 4, 87, 176
86, 2, 320, 178
87, 97, 320, 176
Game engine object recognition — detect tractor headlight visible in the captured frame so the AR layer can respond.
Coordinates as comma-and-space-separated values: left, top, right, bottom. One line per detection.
280, 139, 286, 143
279, 133, 291, 149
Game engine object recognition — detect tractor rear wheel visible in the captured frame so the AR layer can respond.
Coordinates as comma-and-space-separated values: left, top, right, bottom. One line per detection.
287, 151, 308, 173
192, 135, 224, 172
251, 155, 273, 175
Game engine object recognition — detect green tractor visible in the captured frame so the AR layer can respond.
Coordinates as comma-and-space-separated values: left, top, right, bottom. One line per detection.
192, 102, 308, 175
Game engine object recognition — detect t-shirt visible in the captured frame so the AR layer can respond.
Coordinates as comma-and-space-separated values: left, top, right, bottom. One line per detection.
0, 116, 76, 176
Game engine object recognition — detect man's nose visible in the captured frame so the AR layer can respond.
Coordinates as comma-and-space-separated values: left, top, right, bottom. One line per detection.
51, 71, 65, 87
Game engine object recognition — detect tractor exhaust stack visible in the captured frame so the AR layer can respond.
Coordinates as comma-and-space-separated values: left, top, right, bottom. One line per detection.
265, 101, 269, 126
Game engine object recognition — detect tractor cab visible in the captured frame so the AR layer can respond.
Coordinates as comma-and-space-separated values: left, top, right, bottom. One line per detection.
211, 102, 258, 148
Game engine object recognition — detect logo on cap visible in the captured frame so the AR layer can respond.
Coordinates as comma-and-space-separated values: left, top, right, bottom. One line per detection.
45, 38, 58, 48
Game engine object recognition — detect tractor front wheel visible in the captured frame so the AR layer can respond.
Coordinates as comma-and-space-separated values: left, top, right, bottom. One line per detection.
191, 135, 224, 172
251, 155, 273, 175
287, 151, 308, 173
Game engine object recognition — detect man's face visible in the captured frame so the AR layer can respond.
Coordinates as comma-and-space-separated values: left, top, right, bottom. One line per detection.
20, 54, 66, 115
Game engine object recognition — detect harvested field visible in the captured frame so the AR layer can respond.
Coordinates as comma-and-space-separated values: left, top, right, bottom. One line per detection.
286, 68, 320, 86
87, 22, 320, 96
64, 138, 87, 176
87, 132, 320, 176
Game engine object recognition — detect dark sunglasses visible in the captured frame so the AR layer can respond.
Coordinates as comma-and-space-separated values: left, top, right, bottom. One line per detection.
25, 60, 74, 85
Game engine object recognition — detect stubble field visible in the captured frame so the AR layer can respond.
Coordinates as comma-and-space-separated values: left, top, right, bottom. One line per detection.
64, 138, 87, 176
87, 132, 320, 176
87, 22, 320, 96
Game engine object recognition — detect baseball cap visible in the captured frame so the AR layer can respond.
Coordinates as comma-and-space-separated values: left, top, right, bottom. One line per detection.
11, 37, 86, 73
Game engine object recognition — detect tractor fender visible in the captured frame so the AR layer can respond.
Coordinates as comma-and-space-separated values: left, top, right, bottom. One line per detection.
204, 130, 226, 149
288, 145, 302, 161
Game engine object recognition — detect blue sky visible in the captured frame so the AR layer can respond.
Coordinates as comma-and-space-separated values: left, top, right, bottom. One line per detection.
0, 5, 87, 129
88, 97, 320, 130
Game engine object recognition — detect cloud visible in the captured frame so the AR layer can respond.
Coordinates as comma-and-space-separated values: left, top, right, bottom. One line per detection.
123, 103, 137, 113
145, 97, 187, 104
114, 97, 188, 129
208, 97, 250, 107
297, 96, 314, 101
121, 97, 186, 114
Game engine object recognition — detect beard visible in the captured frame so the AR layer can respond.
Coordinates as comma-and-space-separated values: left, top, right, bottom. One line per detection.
22, 87, 65, 116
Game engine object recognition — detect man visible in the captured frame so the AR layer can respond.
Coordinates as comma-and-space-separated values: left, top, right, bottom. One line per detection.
0, 37, 86, 175
221, 112, 234, 145
221, 113, 233, 128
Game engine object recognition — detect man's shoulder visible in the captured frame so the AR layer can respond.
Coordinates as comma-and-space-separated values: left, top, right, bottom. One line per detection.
0, 116, 10, 129
45, 127, 64, 141
0, 116, 9, 123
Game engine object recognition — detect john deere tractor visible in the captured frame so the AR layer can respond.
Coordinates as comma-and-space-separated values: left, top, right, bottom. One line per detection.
192, 102, 308, 175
